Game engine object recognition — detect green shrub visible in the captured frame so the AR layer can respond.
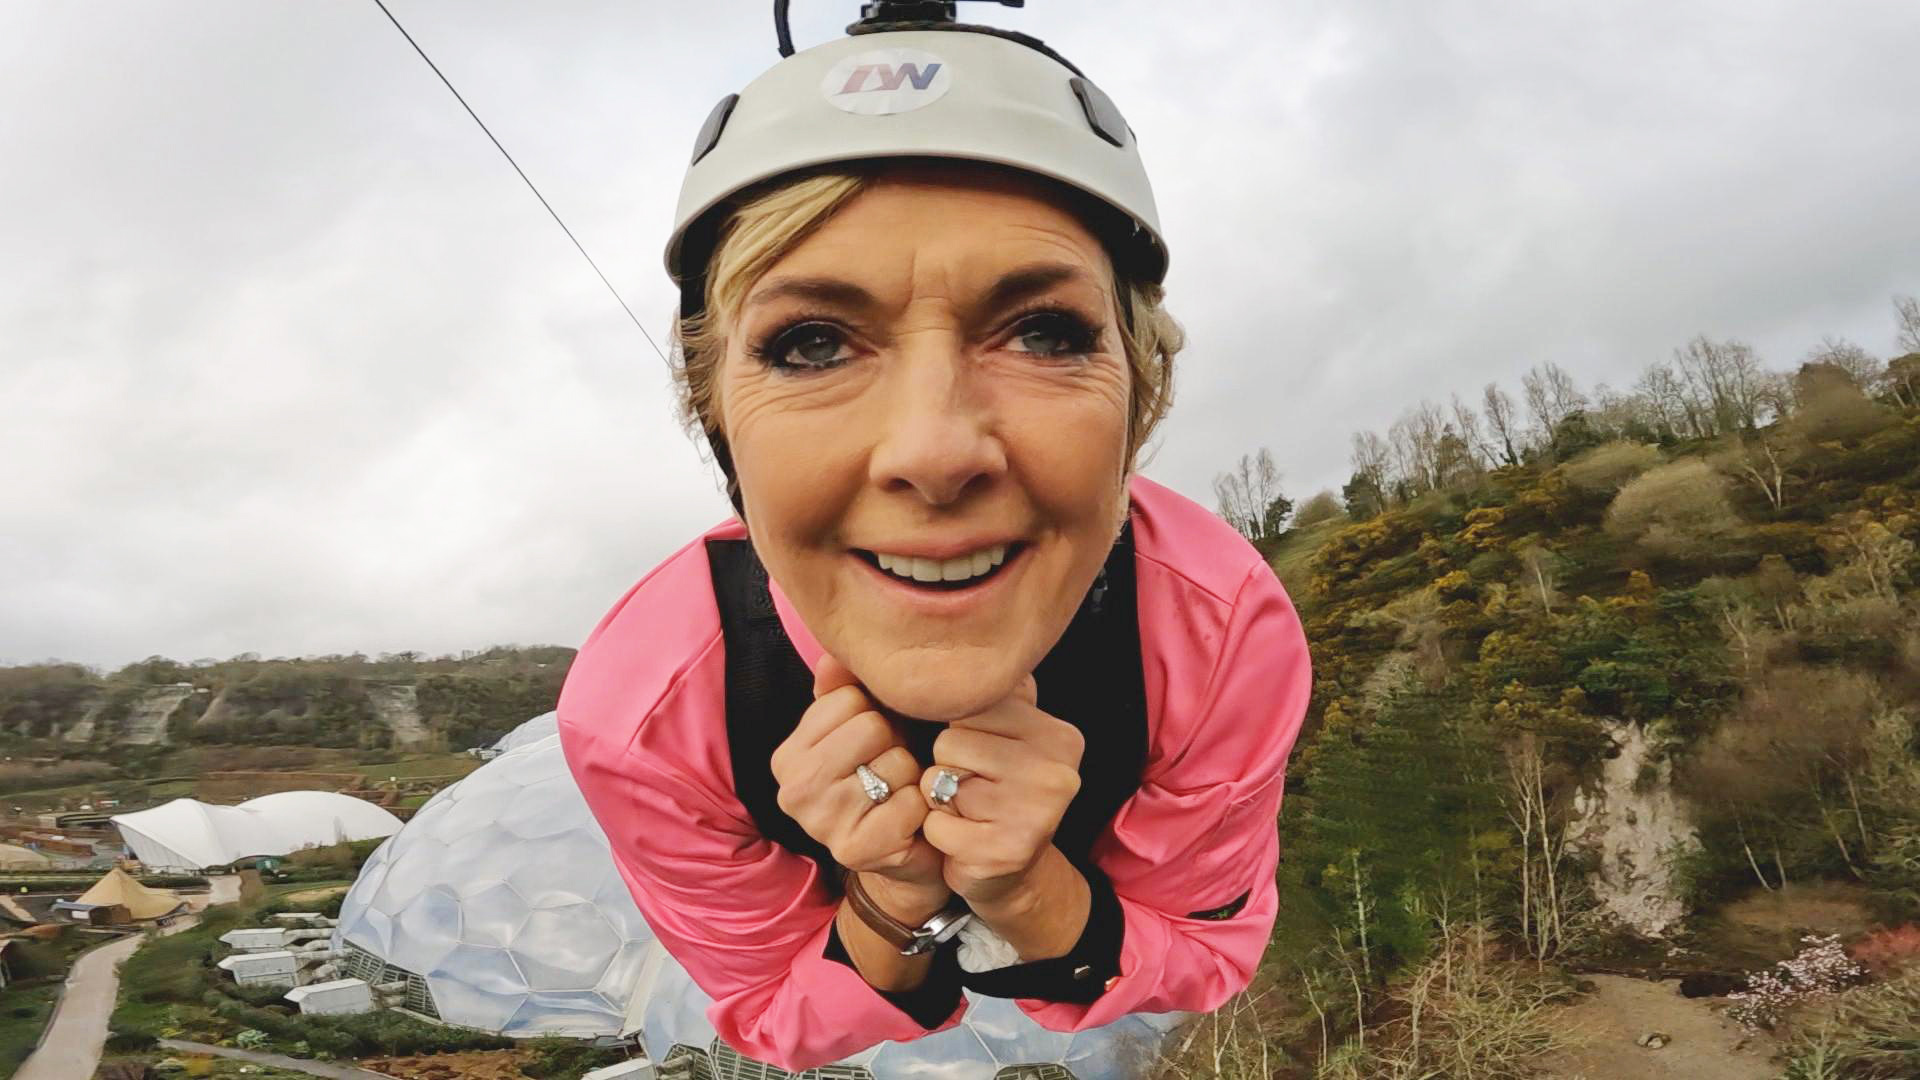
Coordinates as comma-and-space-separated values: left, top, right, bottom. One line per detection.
103, 1025, 157, 1053
1780, 969, 1920, 1079
518, 1038, 634, 1078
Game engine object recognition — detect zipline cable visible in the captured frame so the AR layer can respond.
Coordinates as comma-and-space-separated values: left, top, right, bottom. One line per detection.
369, 0, 667, 363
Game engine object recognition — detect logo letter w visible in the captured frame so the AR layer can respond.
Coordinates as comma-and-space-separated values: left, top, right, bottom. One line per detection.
873, 62, 942, 91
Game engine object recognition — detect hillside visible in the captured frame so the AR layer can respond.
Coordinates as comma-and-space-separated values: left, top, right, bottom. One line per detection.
0, 645, 572, 778
1185, 336, 1920, 1077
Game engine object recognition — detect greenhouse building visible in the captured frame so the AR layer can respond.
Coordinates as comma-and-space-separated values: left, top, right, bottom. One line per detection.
332, 714, 1185, 1079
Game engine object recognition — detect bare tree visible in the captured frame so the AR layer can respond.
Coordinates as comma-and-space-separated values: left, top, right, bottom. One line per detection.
1635, 361, 1696, 439
1451, 393, 1499, 468
1517, 543, 1561, 613
1521, 362, 1587, 445
1397, 401, 1443, 490
1723, 435, 1790, 511
1504, 734, 1575, 962
1674, 336, 1769, 434
1482, 383, 1522, 465
1351, 430, 1392, 496
1887, 354, 1920, 409
1804, 336, 1882, 392
1896, 294, 1920, 355
1214, 448, 1290, 541
1586, 382, 1642, 439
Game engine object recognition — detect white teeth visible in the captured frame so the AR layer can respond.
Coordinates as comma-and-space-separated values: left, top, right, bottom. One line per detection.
871, 544, 1010, 585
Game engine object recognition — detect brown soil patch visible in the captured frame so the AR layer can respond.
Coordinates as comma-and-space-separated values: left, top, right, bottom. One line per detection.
275, 884, 352, 905
1721, 881, 1876, 939
1539, 975, 1776, 1080
361, 1049, 533, 1080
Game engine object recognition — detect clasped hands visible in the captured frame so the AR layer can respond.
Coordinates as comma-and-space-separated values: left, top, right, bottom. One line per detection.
770, 655, 1084, 921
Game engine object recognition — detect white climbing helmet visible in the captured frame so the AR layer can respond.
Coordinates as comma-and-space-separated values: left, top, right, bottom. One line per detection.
667, 1, 1167, 289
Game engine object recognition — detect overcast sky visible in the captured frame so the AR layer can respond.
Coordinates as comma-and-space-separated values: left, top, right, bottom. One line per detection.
3, 1, 1917, 669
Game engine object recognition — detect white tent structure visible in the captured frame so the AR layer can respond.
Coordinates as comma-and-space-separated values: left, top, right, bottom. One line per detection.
112, 792, 402, 871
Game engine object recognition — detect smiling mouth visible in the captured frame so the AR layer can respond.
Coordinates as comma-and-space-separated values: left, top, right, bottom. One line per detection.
852, 544, 1022, 591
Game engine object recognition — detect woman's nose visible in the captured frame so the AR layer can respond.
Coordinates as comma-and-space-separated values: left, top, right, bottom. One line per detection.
867, 349, 1006, 506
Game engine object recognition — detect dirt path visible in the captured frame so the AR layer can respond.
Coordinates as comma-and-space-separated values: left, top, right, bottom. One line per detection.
276, 884, 352, 906
13, 932, 146, 1080
201, 872, 243, 908
15, 872, 245, 1079
1540, 974, 1776, 1080
161, 1039, 394, 1078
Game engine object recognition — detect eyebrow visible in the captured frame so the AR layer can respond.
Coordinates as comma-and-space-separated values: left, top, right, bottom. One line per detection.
743, 276, 877, 312
742, 262, 1102, 317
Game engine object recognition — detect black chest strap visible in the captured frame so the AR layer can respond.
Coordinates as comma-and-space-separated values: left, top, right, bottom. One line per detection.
706, 529, 1150, 883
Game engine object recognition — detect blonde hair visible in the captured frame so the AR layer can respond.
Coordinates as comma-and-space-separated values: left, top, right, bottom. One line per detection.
673, 168, 1183, 504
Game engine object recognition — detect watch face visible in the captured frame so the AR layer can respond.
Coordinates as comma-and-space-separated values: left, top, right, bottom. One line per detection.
932, 911, 973, 942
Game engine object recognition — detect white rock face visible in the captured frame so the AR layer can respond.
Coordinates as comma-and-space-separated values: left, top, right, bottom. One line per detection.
1570, 721, 1696, 936
122, 685, 195, 746
367, 684, 429, 747
61, 697, 106, 742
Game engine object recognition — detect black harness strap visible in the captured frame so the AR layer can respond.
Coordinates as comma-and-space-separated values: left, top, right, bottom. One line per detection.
707, 528, 1150, 885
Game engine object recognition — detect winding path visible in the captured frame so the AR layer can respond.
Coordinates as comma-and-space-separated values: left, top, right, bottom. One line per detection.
13, 932, 146, 1080
14, 873, 244, 1080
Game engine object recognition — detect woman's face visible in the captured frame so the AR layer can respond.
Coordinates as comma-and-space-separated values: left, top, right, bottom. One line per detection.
716, 168, 1132, 722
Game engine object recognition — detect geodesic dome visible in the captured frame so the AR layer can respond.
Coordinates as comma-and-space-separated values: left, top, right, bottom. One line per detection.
491, 710, 558, 754
334, 727, 1186, 1076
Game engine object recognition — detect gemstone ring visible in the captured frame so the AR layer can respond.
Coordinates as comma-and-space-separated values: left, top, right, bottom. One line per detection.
856, 763, 891, 805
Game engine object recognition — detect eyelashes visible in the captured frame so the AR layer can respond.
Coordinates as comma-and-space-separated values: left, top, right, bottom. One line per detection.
1005, 307, 1102, 359
745, 306, 1106, 374
746, 319, 852, 372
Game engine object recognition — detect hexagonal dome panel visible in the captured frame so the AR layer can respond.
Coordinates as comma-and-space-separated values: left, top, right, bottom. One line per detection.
334, 723, 1187, 1074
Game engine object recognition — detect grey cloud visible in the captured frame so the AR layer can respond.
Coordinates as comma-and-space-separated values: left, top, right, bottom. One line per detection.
2, 1, 1916, 666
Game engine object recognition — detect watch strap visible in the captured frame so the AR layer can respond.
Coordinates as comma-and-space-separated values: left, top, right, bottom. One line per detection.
842, 870, 970, 955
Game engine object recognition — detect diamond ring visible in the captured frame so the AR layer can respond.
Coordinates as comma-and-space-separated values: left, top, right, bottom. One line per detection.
856, 763, 891, 804
929, 768, 963, 808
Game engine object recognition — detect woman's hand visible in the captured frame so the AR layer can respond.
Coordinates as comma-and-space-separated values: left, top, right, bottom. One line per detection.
770, 655, 947, 918
918, 676, 1086, 909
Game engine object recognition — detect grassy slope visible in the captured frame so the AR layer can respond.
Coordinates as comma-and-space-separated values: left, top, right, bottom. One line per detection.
0, 929, 117, 1079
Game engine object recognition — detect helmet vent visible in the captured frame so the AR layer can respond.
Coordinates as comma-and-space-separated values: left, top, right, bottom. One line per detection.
691, 94, 740, 165
1070, 77, 1130, 148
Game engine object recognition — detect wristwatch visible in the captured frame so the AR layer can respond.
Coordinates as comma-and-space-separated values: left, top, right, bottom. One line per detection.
842, 870, 973, 956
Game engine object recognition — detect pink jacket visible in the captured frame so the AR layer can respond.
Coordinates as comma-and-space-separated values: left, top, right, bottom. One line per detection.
558, 476, 1311, 1069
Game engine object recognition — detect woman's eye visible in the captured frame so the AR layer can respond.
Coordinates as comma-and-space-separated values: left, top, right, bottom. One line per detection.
763, 323, 853, 371
1009, 312, 1098, 358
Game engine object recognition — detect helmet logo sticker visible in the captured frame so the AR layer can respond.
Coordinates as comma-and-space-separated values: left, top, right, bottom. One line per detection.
821, 48, 953, 116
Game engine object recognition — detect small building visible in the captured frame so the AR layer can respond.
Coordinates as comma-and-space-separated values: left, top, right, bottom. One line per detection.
70, 867, 184, 923
218, 949, 300, 988
220, 927, 289, 952
284, 978, 375, 1016
581, 1062, 655, 1080
51, 900, 130, 926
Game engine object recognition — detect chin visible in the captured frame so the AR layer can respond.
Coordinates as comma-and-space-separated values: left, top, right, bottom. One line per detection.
858, 653, 1022, 723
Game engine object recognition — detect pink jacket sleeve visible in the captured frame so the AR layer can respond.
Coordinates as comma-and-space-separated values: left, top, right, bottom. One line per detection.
1018, 556, 1311, 1029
